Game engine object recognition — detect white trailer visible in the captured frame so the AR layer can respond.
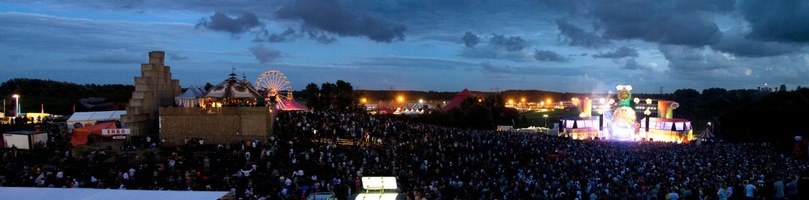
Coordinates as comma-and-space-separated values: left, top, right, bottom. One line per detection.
3, 131, 47, 150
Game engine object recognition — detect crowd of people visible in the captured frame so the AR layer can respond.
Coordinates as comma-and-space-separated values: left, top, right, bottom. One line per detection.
2, 110, 809, 200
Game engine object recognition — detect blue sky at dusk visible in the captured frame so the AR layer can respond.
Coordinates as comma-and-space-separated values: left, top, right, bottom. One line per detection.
1, 0, 808, 93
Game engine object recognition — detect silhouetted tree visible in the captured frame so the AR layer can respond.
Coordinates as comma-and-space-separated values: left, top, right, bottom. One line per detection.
302, 80, 358, 112
334, 80, 357, 111
303, 83, 321, 111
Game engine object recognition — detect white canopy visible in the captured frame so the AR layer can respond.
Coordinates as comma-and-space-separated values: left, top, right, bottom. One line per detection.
66, 110, 126, 129
175, 87, 205, 107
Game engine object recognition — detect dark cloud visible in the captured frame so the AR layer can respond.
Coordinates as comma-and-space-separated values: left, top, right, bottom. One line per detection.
622, 59, 643, 70
534, 50, 569, 62
196, 11, 263, 36
480, 61, 514, 74
268, 28, 298, 43
555, 19, 610, 48
276, 0, 405, 43
711, 31, 802, 57
68, 49, 140, 64
304, 29, 337, 44
490, 34, 526, 51
593, 46, 639, 58
740, 0, 809, 43
255, 27, 336, 44
462, 32, 480, 48
589, 0, 725, 46
310, 34, 337, 44
456, 33, 532, 62
168, 52, 188, 61
658, 45, 732, 74
460, 47, 534, 62
247, 44, 281, 64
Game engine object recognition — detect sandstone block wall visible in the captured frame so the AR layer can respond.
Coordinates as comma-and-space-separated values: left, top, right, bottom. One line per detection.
122, 51, 181, 136
158, 107, 273, 145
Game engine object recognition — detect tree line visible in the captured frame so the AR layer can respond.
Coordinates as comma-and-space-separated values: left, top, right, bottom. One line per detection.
0, 78, 134, 115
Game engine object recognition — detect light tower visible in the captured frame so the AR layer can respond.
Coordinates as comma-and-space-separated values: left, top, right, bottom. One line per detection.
12, 94, 19, 117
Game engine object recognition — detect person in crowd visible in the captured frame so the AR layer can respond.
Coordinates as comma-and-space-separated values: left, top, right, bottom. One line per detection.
744, 180, 757, 200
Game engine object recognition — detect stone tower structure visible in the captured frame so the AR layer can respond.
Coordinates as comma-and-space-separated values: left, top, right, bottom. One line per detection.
122, 51, 181, 136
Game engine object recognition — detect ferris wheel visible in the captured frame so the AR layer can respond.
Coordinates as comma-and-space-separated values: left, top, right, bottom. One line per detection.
255, 70, 292, 106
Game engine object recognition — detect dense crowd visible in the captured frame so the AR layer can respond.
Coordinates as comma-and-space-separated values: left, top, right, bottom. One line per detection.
2, 110, 809, 200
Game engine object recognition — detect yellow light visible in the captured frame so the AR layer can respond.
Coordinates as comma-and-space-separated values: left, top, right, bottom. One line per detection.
521, 97, 526, 103
397, 96, 404, 102
508, 99, 514, 105
418, 99, 424, 104
360, 98, 367, 104
645, 98, 652, 104
546, 99, 551, 104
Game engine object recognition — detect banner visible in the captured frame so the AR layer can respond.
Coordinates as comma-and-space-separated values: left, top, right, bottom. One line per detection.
101, 128, 131, 136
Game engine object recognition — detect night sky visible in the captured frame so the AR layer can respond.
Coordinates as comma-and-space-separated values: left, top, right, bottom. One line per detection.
1, 0, 808, 93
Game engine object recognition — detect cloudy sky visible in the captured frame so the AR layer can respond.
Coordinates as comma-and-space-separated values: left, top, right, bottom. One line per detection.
1, 0, 808, 93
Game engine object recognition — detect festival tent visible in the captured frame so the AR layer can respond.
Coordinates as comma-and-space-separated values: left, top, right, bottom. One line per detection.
66, 110, 126, 129
70, 122, 116, 146
441, 88, 476, 112
175, 87, 205, 107
203, 73, 262, 99
376, 100, 394, 114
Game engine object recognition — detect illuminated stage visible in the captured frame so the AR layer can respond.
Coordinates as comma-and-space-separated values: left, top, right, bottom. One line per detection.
561, 85, 694, 142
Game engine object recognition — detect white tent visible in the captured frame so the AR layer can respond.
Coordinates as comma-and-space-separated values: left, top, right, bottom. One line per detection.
175, 87, 205, 107
66, 110, 126, 129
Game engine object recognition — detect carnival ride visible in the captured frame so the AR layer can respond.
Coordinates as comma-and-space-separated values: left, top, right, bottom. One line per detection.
255, 70, 306, 110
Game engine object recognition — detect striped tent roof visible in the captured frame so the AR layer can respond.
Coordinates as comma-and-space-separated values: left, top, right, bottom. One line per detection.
202, 73, 262, 99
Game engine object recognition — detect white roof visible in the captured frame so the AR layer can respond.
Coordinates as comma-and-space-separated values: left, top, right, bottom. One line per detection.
176, 87, 206, 99
0, 187, 228, 200
67, 110, 126, 122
